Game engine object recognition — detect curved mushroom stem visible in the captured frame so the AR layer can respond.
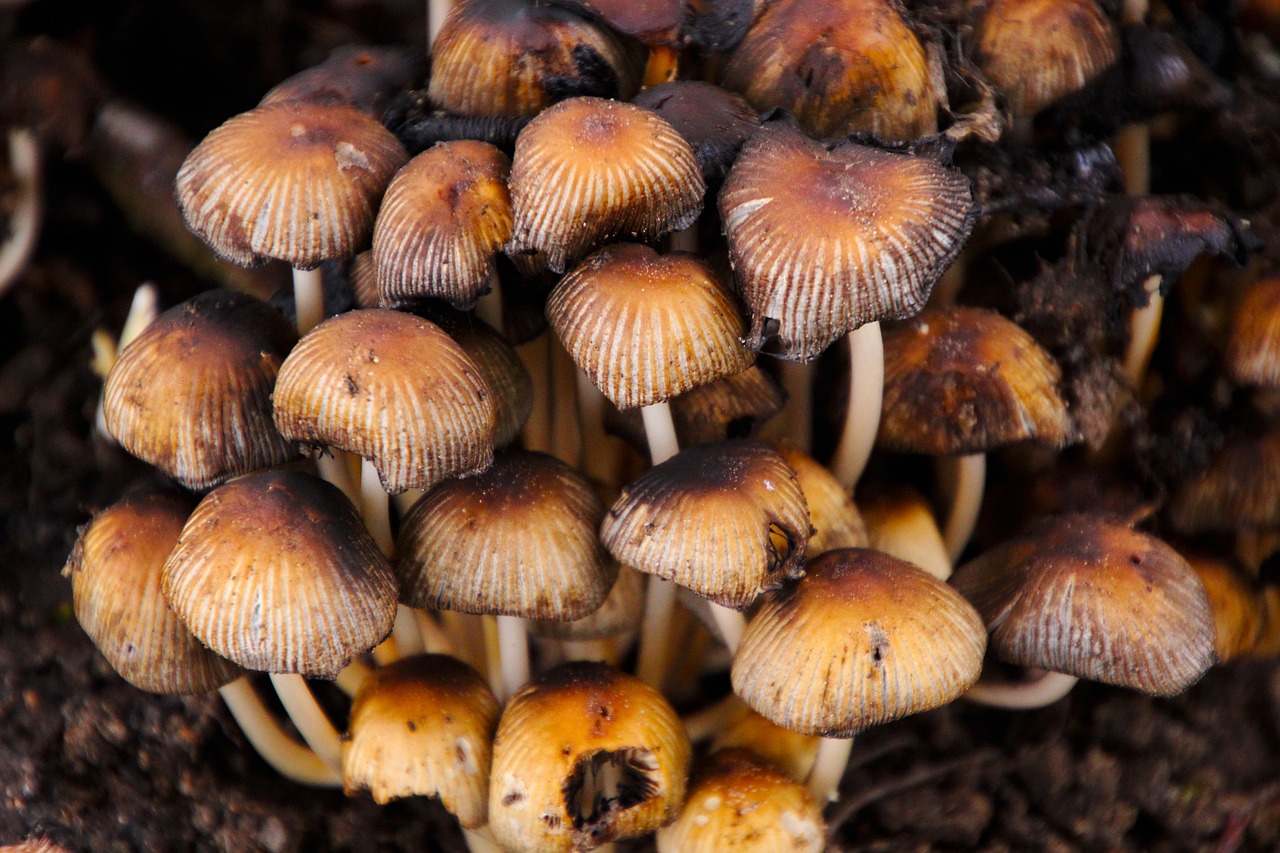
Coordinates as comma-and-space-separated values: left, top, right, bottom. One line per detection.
963, 670, 1079, 710
1123, 275, 1164, 388
635, 401, 681, 687
707, 602, 746, 654
496, 613, 531, 702
292, 266, 325, 335
682, 693, 743, 743
0, 127, 42, 295
807, 736, 854, 803
218, 677, 341, 786
831, 321, 884, 491
359, 458, 425, 660
940, 452, 986, 565
268, 672, 344, 771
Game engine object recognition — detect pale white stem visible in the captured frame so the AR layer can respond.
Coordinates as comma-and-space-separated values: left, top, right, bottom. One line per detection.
428, 0, 452, 48
682, 693, 743, 743
443, 609, 490, 674
497, 614, 531, 702
416, 609, 456, 655
1124, 276, 1165, 388
762, 360, 812, 453
807, 736, 855, 803
640, 401, 679, 465
392, 604, 425, 657
360, 458, 393, 556
315, 451, 360, 507
964, 671, 1079, 709
831, 322, 884, 490
517, 335, 552, 454
575, 369, 616, 489
475, 270, 502, 331
708, 602, 746, 654
481, 614, 504, 698
0, 128, 42, 295
218, 677, 340, 786
393, 487, 424, 517
334, 659, 373, 697
267, 672, 343, 771
942, 452, 986, 564
371, 636, 399, 666
636, 401, 681, 688
292, 266, 324, 334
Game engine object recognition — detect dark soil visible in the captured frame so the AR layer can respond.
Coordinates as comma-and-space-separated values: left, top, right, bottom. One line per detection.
3, 1, 1280, 851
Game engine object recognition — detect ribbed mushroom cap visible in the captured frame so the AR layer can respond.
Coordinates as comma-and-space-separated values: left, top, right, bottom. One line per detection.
373, 141, 513, 310
720, 123, 976, 362
776, 445, 869, 556
656, 749, 825, 853
859, 484, 951, 580
428, 0, 643, 117
1167, 428, 1280, 534
397, 450, 616, 619
601, 441, 810, 610
273, 308, 496, 493
709, 704, 821, 782
342, 654, 500, 825
175, 101, 407, 269
878, 307, 1072, 455
951, 514, 1216, 695
548, 243, 753, 410
531, 565, 643, 641
348, 250, 379, 308
720, 0, 937, 142
161, 470, 399, 679
1225, 276, 1280, 387
1187, 554, 1263, 664
102, 290, 299, 490
488, 661, 691, 852
632, 81, 761, 184
507, 97, 705, 274
550, 0, 684, 46
260, 45, 423, 117
975, 0, 1119, 119
731, 548, 986, 737
63, 490, 242, 695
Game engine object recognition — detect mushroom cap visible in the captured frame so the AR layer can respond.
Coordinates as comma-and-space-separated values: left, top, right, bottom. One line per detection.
260, 45, 423, 117
175, 100, 407, 269
373, 141, 514, 310
396, 449, 616, 619
548, 243, 753, 410
632, 81, 761, 184
488, 661, 691, 852
1167, 428, 1280, 533
428, 0, 643, 117
878, 307, 1072, 455
859, 484, 951, 581
507, 97, 705, 274
63, 490, 242, 694
1225, 276, 1280, 387
731, 548, 986, 737
531, 565, 643, 641
709, 703, 821, 782
975, 0, 1119, 119
950, 514, 1216, 695
342, 654, 500, 826
1186, 554, 1264, 664
776, 445, 869, 556
161, 470, 399, 679
655, 749, 825, 853
720, 123, 976, 362
273, 308, 497, 493
102, 290, 299, 490
601, 440, 811, 610
720, 0, 937, 141
550, 0, 685, 46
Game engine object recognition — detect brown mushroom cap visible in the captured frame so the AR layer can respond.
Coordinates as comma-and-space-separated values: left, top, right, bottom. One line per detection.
951, 514, 1216, 695
102, 290, 299, 490
632, 81, 761, 184
878, 307, 1072, 455
507, 97, 705, 274
175, 100, 407, 269
1186, 554, 1264, 664
720, 122, 976, 362
531, 564, 643, 641
373, 141, 514, 310
601, 440, 811, 610
709, 704, 821, 782
776, 445, 869, 555
732, 548, 986, 736
342, 654, 500, 825
488, 661, 691, 852
548, 243, 753, 410
260, 45, 423, 117
273, 308, 497, 493
720, 0, 937, 141
64, 490, 242, 694
1167, 427, 1280, 534
161, 470, 399, 679
396, 449, 616, 619
1225, 276, 1280, 387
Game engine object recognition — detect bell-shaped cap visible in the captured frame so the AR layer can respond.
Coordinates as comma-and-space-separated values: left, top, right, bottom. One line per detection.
632, 81, 761, 184
951, 514, 1216, 695
531, 565, 643, 642
102, 290, 299, 490
260, 45, 423, 117
1225, 275, 1280, 387
64, 490, 242, 694
776, 445, 868, 555
488, 661, 691, 852
273, 308, 496, 493
720, 122, 976, 362
175, 101, 407, 269
1167, 427, 1280, 534
507, 97, 704, 273
343, 654, 500, 826
732, 548, 986, 736
373, 141, 514, 310
397, 450, 616, 619
601, 441, 810, 610
161, 470, 399, 679
548, 243, 753, 410
878, 307, 1072, 455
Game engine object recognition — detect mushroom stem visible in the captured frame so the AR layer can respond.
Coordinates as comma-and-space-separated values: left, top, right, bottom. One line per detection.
334, 658, 374, 697
640, 400, 680, 465
428, 0, 452, 48
963, 670, 1079, 709
292, 266, 325, 335
218, 677, 341, 786
682, 693, 743, 742
575, 368, 617, 490
461, 827, 505, 853
831, 321, 885, 490
708, 602, 746, 654
807, 736, 854, 803
360, 458, 394, 556
497, 613, 531, 702
550, 339, 582, 464
1124, 275, 1164, 388
315, 451, 360, 506
636, 401, 681, 687
475, 270, 502, 331
392, 604, 426, 657
416, 609, 457, 655
0, 127, 42, 296
517, 335, 553, 454
268, 672, 344, 771
643, 46, 680, 88
941, 452, 986, 565
765, 361, 813, 454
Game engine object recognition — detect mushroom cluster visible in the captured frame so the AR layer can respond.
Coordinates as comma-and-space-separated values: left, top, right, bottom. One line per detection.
54, 0, 1280, 849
